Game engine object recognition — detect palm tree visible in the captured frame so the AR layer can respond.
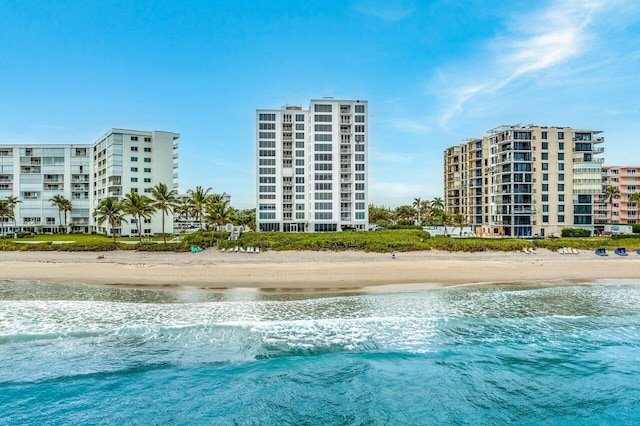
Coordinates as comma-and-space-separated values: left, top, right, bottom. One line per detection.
187, 186, 212, 230
93, 197, 125, 244
452, 213, 466, 236
628, 191, 640, 208
412, 197, 422, 225
603, 185, 621, 224
0, 199, 11, 237
121, 190, 156, 244
62, 198, 72, 233
150, 182, 179, 244
49, 195, 71, 233
431, 197, 445, 213
204, 199, 234, 247
6, 195, 21, 236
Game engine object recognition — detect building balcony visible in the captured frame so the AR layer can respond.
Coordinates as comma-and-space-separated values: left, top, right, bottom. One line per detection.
173, 143, 179, 150
173, 163, 179, 169
173, 173, 179, 179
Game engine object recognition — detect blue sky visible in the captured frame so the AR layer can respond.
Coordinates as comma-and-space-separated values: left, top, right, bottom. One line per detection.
1, 0, 639, 209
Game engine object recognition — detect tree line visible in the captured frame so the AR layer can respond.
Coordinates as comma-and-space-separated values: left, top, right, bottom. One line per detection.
0, 184, 256, 244
368, 197, 466, 228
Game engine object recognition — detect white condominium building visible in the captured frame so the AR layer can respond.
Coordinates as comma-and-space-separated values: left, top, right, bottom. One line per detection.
0, 129, 179, 236
256, 98, 368, 232
0, 144, 92, 233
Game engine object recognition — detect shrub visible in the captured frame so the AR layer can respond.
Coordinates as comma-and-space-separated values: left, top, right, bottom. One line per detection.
561, 228, 592, 237
633, 224, 640, 234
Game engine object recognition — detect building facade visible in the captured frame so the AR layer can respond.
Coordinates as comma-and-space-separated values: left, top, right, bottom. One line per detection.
444, 125, 604, 237
256, 98, 368, 232
596, 166, 639, 225
0, 129, 179, 236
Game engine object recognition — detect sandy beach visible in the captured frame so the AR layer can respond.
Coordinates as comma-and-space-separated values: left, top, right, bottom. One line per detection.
1, 248, 639, 291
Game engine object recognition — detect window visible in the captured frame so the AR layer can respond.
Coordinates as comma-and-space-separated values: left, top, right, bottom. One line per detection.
144, 158, 151, 163
144, 147, 151, 153
541, 131, 548, 140
132, 188, 138, 193
542, 205, 549, 212
558, 153, 564, 160
144, 168, 151, 173
355, 164, 365, 171
558, 215, 565, 223
295, 124, 304, 130
144, 137, 151, 142
542, 215, 549, 223
131, 146, 138, 152
295, 114, 305, 122
354, 125, 365, 133
558, 132, 564, 140
558, 184, 565, 191
130, 167, 138, 172
314, 115, 332, 122
559, 194, 565, 202
131, 157, 138, 162
355, 183, 365, 191
144, 178, 151, 183
542, 184, 549, 191
295, 133, 305, 139
131, 177, 138, 182
541, 194, 549, 202
315, 134, 332, 142
131, 136, 138, 141
315, 124, 332, 132
541, 153, 548, 160
558, 143, 564, 150
541, 142, 548, 150
558, 163, 564, 171
355, 105, 365, 113
355, 173, 365, 181
558, 205, 565, 212
541, 163, 548, 170
315, 212, 333, 220
259, 141, 275, 148
558, 173, 565, 181
542, 173, 549, 181
296, 159, 304, 166
258, 113, 276, 121
259, 132, 275, 139
314, 104, 332, 112
259, 123, 275, 130
315, 144, 332, 152
355, 115, 365, 122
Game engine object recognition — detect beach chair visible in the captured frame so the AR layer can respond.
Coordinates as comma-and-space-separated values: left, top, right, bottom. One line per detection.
530, 248, 537, 254
255, 247, 260, 253
595, 248, 608, 256
523, 248, 530, 254
220, 248, 226, 252
571, 248, 578, 255
247, 246, 254, 253
239, 247, 245, 253
614, 247, 628, 256
234, 246, 239, 252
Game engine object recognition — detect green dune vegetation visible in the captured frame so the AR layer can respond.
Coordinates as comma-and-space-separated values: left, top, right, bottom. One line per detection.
4, 229, 639, 254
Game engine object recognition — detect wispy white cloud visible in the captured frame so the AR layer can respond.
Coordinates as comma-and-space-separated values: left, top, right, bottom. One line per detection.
434, 0, 629, 127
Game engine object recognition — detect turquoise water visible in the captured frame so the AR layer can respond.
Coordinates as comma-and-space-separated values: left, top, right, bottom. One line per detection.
2, 280, 640, 425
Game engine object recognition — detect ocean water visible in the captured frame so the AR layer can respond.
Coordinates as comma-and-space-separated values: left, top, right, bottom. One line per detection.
2, 281, 640, 425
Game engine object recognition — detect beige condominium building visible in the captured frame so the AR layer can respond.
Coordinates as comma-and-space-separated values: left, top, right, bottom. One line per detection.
595, 166, 639, 225
444, 124, 604, 237
0, 129, 179, 236
256, 98, 368, 232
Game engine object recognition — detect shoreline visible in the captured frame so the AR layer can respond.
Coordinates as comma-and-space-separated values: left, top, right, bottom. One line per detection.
1, 249, 639, 292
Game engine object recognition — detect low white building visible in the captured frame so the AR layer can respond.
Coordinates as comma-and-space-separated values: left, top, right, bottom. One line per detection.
0, 128, 179, 236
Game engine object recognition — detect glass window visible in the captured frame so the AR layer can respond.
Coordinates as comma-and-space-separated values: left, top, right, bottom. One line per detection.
558, 132, 564, 140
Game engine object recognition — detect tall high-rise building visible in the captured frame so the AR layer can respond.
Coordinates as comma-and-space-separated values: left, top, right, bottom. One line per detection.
0, 129, 179, 236
596, 166, 640, 225
444, 125, 604, 237
256, 98, 369, 232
